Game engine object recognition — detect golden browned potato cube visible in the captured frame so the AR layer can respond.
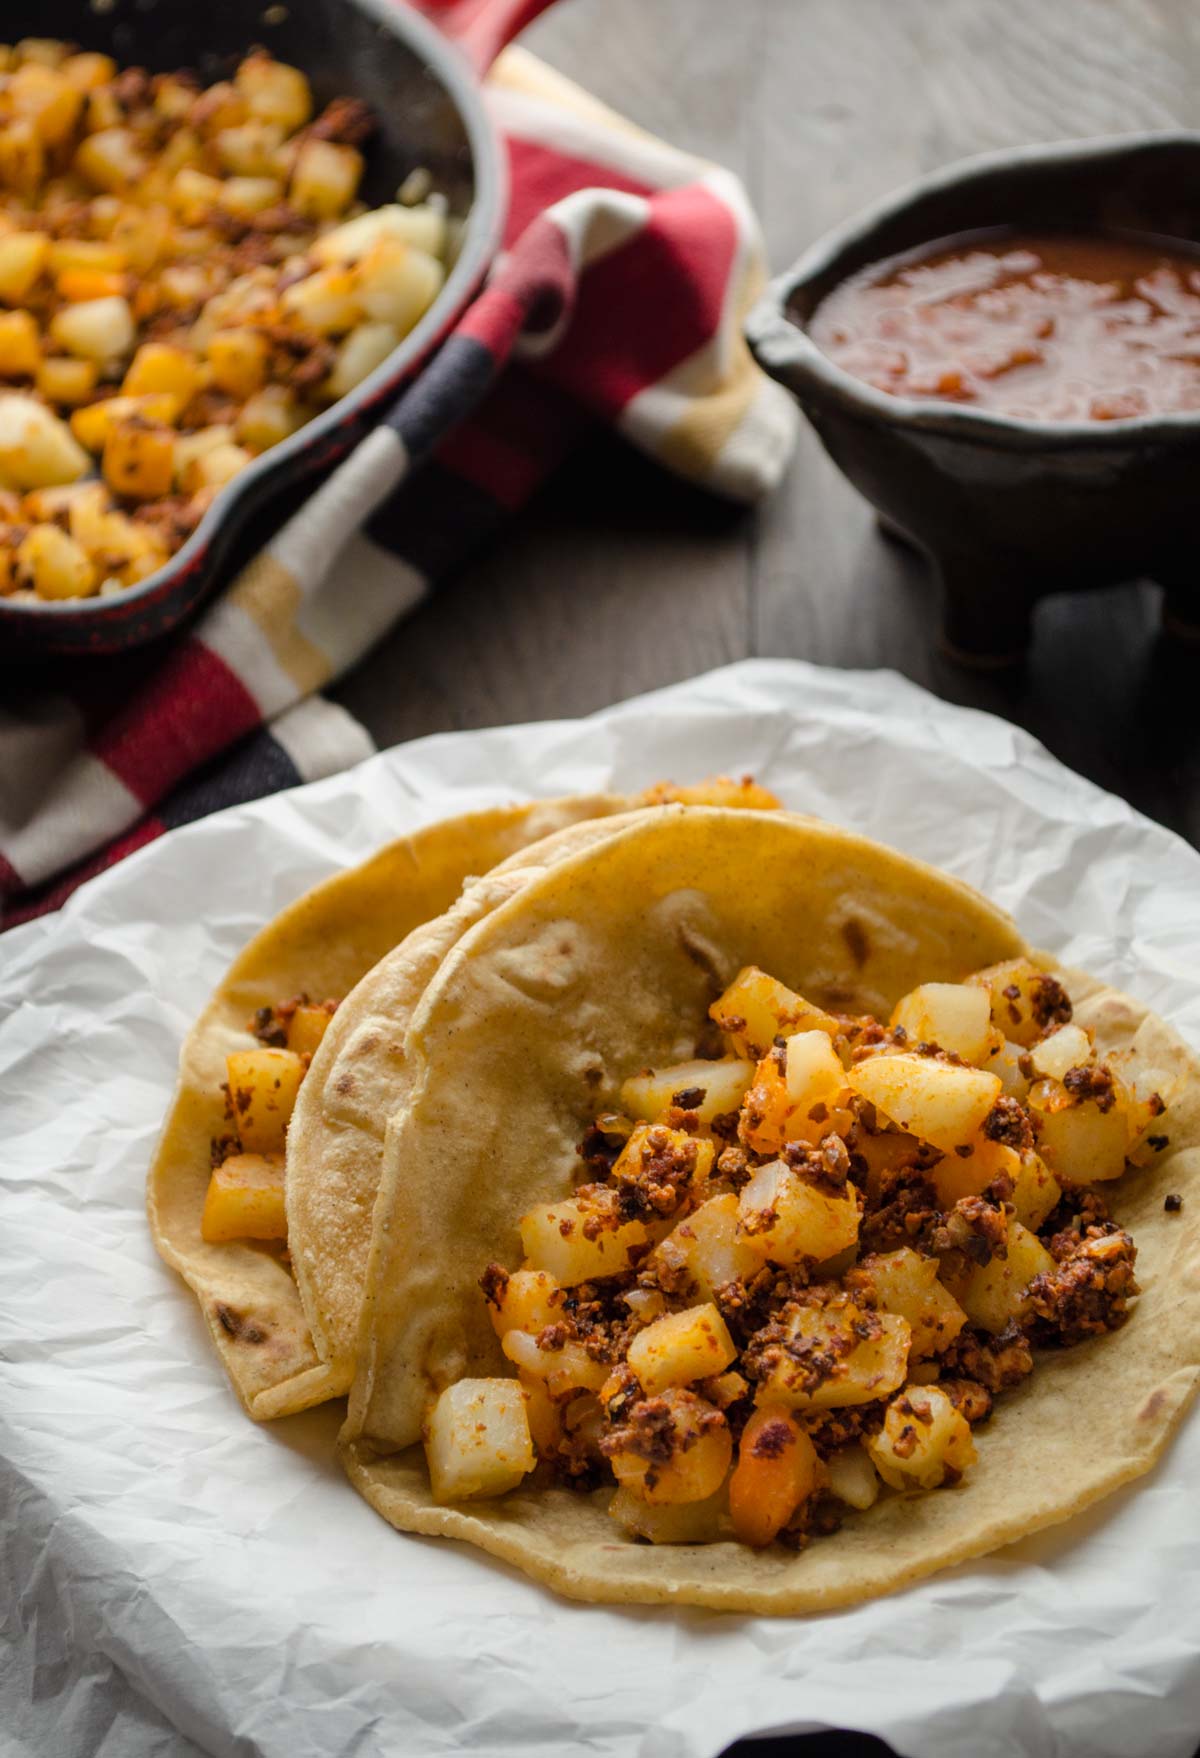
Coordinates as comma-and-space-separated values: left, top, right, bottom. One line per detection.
154, 75, 198, 121
517, 1370, 562, 1455
50, 295, 135, 364
757, 1303, 910, 1410
825, 1442, 880, 1510
519, 1196, 647, 1287
103, 418, 175, 500
1028, 1023, 1093, 1083
61, 51, 118, 91
110, 203, 171, 274
16, 522, 96, 598
958, 1219, 1055, 1333
0, 230, 49, 300
206, 329, 268, 398
315, 203, 448, 266
171, 425, 234, 486
14, 38, 68, 68
1026, 1075, 1130, 1183
0, 394, 89, 487
0, 310, 40, 377
1008, 1150, 1061, 1231
122, 341, 203, 405
891, 982, 994, 1064
782, 1028, 851, 1144
188, 80, 246, 136
848, 1053, 1001, 1155
627, 1302, 737, 1396
609, 1484, 726, 1544
281, 266, 361, 335
867, 1385, 977, 1491
0, 119, 44, 195
226, 1046, 305, 1153
651, 1193, 765, 1302
621, 1054, 755, 1126
484, 1267, 563, 1339
609, 1387, 732, 1505
424, 1378, 534, 1503
710, 964, 837, 1059
285, 1002, 334, 1058
290, 138, 363, 220
236, 385, 303, 452
354, 238, 443, 333
326, 320, 400, 399
180, 441, 252, 493
737, 1159, 860, 1267
200, 1151, 287, 1244
9, 61, 83, 147
219, 174, 285, 218
70, 394, 178, 453
76, 127, 146, 194
235, 54, 312, 133
169, 166, 223, 223
855, 1247, 966, 1358
968, 959, 1069, 1049
500, 1328, 608, 1396
214, 120, 285, 179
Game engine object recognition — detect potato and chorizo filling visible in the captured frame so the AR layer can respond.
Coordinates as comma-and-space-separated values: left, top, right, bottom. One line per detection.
200, 993, 337, 1246
428, 957, 1171, 1547
0, 38, 449, 601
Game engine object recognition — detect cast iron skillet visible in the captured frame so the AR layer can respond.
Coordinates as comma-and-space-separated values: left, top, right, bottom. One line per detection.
0, 0, 550, 658
746, 134, 1200, 664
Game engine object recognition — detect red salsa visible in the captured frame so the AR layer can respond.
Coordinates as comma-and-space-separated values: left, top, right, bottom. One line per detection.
809, 229, 1200, 421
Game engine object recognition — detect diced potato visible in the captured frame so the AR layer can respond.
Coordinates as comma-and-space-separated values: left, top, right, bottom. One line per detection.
848, 1053, 1001, 1155
214, 120, 285, 178
1029, 1023, 1093, 1083
981, 1036, 1031, 1100
737, 1160, 860, 1267
290, 139, 363, 220
110, 203, 171, 274
867, 1385, 977, 1491
170, 166, 223, 223
286, 1003, 334, 1059
103, 419, 175, 500
200, 1151, 286, 1243
825, 1442, 880, 1510
9, 62, 82, 147
0, 310, 40, 376
609, 1387, 732, 1504
612, 1122, 714, 1203
854, 1247, 966, 1357
424, 1378, 534, 1503
968, 959, 1070, 1048
759, 1303, 910, 1410
729, 1405, 820, 1546
314, 203, 447, 265
929, 1135, 1004, 1209
76, 128, 146, 193
627, 1302, 736, 1396
155, 75, 199, 121
484, 1267, 563, 1338
235, 54, 312, 133
623, 1287, 666, 1324
226, 1046, 305, 1154
609, 1484, 726, 1544
500, 1328, 608, 1396
1009, 1151, 1061, 1231
0, 230, 49, 301
0, 120, 44, 196
61, 51, 118, 92
172, 425, 235, 486
782, 1029, 851, 1143
1026, 1076, 1130, 1183
281, 266, 361, 335
326, 320, 400, 399
891, 982, 993, 1063
57, 267, 129, 303
15, 522, 96, 598
206, 329, 268, 398
519, 1196, 647, 1286
48, 243, 132, 282
179, 441, 252, 493
621, 1054, 755, 1127
354, 239, 443, 333
710, 964, 837, 1059
958, 1219, 1055, 1334
15, 38, 68, 69
518, 1370, 562, 1455
219, 175, 285, 218
50, 295, 135, 364
236, 384, 303, 452
0, 395, 89, 488
71, 394, 180, 453
122, 341, 203, 404
853, 1123, 927, 1203
651, 1193, 766, 1302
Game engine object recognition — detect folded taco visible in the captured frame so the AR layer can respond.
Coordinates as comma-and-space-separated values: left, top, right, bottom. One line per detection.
148, 780, 779, 1420
342, 807, 1200, 1613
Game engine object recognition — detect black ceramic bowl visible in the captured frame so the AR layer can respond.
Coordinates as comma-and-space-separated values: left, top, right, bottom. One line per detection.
746, 133, 1200, 663
0, 0, 506, 658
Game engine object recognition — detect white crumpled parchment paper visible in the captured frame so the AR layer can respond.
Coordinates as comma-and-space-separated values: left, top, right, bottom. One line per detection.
3, 659, 1200, 1758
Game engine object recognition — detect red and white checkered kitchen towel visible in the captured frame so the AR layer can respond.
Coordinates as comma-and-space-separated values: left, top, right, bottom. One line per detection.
0, 47, 796, 929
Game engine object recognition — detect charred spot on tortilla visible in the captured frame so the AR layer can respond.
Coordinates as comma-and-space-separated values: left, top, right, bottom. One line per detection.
840, 918, 870, 968
215, 1303, 268, 1346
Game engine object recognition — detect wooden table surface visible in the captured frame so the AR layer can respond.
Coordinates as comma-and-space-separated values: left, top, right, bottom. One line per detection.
336, 0, 1200, 857
336, 5, 1199, 1752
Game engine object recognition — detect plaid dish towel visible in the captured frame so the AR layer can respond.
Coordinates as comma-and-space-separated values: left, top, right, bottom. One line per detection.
0, 46, 797, 929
